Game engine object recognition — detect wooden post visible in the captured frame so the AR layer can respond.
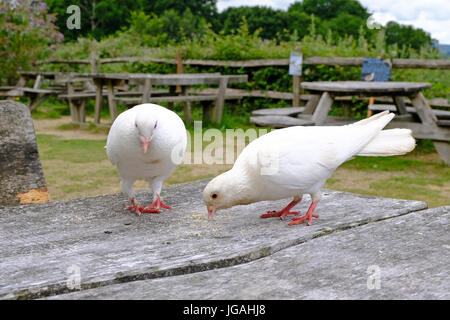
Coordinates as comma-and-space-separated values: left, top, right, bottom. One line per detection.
212, 77, 229, 123
94, 79, 103, 124
290, 48, 303, 108
90, 50, 99, 74
367, 97, 374, 117
176, 51, 184, 93
142, 78, 152, 103
293, 75, 301, 108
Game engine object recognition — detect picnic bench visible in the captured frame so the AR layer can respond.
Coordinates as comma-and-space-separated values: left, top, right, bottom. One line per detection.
58, 73, 247, 125
0, 72, 64, 110
251, 81, 450, 165
0, 179, 448, 300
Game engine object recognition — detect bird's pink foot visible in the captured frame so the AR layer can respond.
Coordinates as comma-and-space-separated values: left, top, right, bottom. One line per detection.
260, 209, 300, 220
260, 198, 302, 220
141, 195, 172, 213
127, 198, 145, 216
288, 213, 319, 226
288, 201, 319, 226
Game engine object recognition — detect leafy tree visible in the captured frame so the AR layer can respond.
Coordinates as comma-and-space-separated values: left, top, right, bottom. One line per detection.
0, 0, 63, 84
127, 9, 208, 46
385, 21, 433, 52
141, 0, 217, 22
46, 0, 144, 40
290, 0, 369, 20
286, 10, 312, 39
325, 12, 367, 40
219, 6, 289, 40
46, 0, 218, 41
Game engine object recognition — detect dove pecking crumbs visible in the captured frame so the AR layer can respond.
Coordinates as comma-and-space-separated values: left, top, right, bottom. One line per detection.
203, 111, 415, 226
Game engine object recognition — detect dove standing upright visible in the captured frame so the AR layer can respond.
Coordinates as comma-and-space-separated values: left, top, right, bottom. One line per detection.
203, 111, 415, 226
106, 103, 187, 216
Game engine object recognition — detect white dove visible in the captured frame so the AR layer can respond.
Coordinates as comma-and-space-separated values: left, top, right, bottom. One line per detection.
203, 111, 415, 226
106, 103, 187, 216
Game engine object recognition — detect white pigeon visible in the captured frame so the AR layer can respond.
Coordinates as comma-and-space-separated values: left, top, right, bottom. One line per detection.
203, 111, 415, 226
106, 103, 187, 216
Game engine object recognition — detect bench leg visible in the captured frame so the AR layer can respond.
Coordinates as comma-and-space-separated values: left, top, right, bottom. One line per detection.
202, 102, 213, 124
79, 100, 86, 123
303, 94, 320, 115
434, 142, 450, 165
29, 93, 47, 112
167, 86, 176, 110
312, 92, 333, 125
107, 80, 118, 123
393, 96, 408, 115
94, 79, 104, 124
410, 92, 449, 165
181, 86, 192, 124
211, 77, 228, 123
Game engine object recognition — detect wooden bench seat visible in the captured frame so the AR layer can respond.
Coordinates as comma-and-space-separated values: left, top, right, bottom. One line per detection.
0, 87, 62, 96
252, 107, 305, 117
58, 89, 169, 100
250, 115, 315, 127
369, 104, 450, 119
115, 90, 243, 106
115, 94, 220, 105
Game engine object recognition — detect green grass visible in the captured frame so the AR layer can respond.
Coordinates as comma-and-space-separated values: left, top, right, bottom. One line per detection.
32, 99, 449, 207
36, 134, 107, 163
35, 129, 449, 208
30, 98, 69, 119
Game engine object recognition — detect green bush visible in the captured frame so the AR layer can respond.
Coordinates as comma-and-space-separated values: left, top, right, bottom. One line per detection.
40, 13, 448, 118
0, 0, 62, 85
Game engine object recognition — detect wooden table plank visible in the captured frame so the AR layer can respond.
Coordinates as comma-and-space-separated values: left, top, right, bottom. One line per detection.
49, 206, 449, 300
0, 180, 427, 299
301, 81, 431, 95
252, 107, 305, 117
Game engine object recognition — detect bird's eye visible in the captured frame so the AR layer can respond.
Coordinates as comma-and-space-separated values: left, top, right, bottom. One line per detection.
211, 193, 218, 199
154, 121, 158, 129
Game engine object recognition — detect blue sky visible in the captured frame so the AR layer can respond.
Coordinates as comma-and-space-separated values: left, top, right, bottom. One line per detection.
217, 0, 450, 44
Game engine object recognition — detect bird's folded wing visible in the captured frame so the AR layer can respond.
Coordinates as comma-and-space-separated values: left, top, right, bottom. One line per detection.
255, 123, 386, 191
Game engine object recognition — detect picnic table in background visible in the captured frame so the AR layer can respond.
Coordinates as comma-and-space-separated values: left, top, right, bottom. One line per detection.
304, 81, 449, 164
251, 81, 449, 164
0, 71, 64, 110
57, 72, 248, 125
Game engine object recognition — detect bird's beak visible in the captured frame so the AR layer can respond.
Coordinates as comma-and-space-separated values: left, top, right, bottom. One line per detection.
207, 204, 216, 219
140, 135, 152, 153
142, 141, 149, 154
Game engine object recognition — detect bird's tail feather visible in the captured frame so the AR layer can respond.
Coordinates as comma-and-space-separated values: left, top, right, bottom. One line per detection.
357, 128, 416, 156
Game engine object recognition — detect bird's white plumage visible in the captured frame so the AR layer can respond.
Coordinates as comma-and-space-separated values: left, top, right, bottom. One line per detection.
203, 111, 415, 210
106, 103, 187, 201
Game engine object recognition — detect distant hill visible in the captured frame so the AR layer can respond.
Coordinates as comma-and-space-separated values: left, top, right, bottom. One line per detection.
435, 43, 450, 57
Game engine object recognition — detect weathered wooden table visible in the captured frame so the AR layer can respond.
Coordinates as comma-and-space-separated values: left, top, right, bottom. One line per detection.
75, 73, 248, 125
0, 179, 448, 300
300, 81, 450, 164
0, 72, 64, 110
